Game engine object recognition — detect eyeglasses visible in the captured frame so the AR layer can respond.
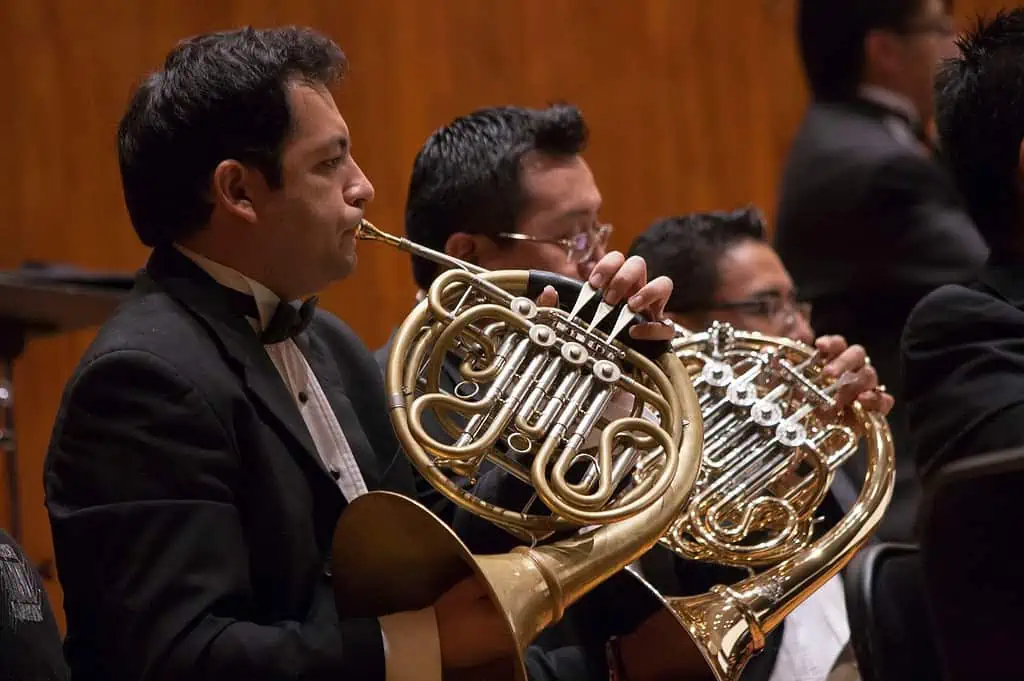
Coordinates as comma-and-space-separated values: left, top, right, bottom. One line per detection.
706, 291, 812, 326
495, 224, 614, 264
897, 16, 955, 38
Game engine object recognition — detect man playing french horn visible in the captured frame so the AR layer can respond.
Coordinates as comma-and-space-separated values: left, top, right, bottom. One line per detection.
386, 103, 892, 681
42, 27, 683, 681
629, 209, 886, 681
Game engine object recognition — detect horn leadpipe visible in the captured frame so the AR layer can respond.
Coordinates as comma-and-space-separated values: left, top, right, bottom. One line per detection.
357, 218, 487, 275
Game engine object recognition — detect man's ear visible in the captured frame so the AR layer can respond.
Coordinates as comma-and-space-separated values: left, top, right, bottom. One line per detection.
211, 159, 259, 223
863, 29, 902, 80
445, 232, 485, 264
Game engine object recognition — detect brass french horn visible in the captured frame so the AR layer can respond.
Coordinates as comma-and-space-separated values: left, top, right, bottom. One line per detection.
632, 321, 895, 681
330, 221, 705, 680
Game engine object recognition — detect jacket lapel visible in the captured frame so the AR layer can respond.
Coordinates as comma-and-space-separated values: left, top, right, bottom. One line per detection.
141, 247, 334, 485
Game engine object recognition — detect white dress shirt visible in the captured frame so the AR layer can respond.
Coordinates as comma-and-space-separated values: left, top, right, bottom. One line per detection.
177, 246, 442, 681
858, 84, 920, 125
768, 575, 851, 681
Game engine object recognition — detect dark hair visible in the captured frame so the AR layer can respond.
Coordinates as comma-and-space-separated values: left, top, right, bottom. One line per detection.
797, 0, 934, 100
936, 9, 1024, 257
117, 26, 347, 247
404, 104, 589, 289
627, 207, 767, 313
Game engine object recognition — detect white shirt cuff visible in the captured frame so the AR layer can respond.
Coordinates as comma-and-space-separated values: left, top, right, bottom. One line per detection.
378, 606, 442, 681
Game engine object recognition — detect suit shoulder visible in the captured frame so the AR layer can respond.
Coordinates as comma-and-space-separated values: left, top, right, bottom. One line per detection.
909, 282, 1012, 323
901, 282, 1024, 475
866, 151, 952, 192
793, 105, 907, 159
904, 284, 1022, 350
780, 114, 910, 204
75, 289, 229, 386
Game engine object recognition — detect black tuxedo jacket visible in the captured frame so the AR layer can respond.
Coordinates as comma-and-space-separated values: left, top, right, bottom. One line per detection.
900, 267, 1024, 680
44, 247, 420, 681
901, 263, 1024, 481
774, 97, 988, 541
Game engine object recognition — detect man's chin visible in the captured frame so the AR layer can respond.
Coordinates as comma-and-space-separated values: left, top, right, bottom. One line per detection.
334, 252, 357, 281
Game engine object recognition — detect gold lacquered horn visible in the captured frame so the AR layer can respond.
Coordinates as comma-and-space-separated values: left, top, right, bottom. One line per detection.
329, 220, 705, 680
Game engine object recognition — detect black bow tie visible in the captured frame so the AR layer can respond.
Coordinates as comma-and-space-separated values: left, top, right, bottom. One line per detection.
262, 296, 318, 344
219, 286, 318, 344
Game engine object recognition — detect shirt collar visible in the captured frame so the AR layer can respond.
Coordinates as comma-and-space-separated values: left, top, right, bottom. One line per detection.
173, 244, 280, 332
857, 85, 920, 124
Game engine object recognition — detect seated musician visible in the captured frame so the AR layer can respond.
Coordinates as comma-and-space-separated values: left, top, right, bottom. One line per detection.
898, 13, 1024, 677
379, 103, 886, 680
40, 27, 677, 681
628, 208, 893, 681
901, 8, 1024, 480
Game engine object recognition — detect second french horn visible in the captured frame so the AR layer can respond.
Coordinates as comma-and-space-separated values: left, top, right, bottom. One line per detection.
635, 321, 895, 681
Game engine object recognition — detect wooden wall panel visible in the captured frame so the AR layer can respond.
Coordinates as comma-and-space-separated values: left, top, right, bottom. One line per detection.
0, 0, 1012, 631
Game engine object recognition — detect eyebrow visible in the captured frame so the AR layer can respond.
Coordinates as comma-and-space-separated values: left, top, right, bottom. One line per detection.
312, 134, 349, 157
556, 207, 600, 224
747, 288, 800, 301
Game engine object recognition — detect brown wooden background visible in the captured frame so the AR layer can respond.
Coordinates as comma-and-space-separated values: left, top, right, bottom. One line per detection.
0, 0, 1010, 630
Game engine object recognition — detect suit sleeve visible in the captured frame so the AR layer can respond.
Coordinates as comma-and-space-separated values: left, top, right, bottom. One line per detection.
44, 349, 386, 681
902, 287, 1024, 479
862, 154, 987, 288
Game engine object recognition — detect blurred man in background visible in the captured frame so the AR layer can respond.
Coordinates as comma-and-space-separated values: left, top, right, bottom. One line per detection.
775, 0, 987, 542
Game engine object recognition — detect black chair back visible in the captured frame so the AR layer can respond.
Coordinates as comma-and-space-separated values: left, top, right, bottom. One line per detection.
844, 542, 941, 681
918, 447, 1024, 681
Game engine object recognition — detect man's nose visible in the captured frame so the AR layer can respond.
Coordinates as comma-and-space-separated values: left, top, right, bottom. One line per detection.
790, 314, 815, 346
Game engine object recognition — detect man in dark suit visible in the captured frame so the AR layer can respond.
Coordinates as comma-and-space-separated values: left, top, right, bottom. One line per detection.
774, 0, 988, 541
42, 27, 680, 681
43, 26, 509, 681
902, 7, 1024, 484
900, 12, 1024, 677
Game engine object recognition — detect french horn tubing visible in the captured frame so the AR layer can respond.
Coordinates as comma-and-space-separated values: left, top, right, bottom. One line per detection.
330, 220, 704, 681
630, 321, 895, 681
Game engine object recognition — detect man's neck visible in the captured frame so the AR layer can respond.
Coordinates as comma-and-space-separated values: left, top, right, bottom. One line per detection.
173, 244, 282, 328
173, 231, 293, 300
